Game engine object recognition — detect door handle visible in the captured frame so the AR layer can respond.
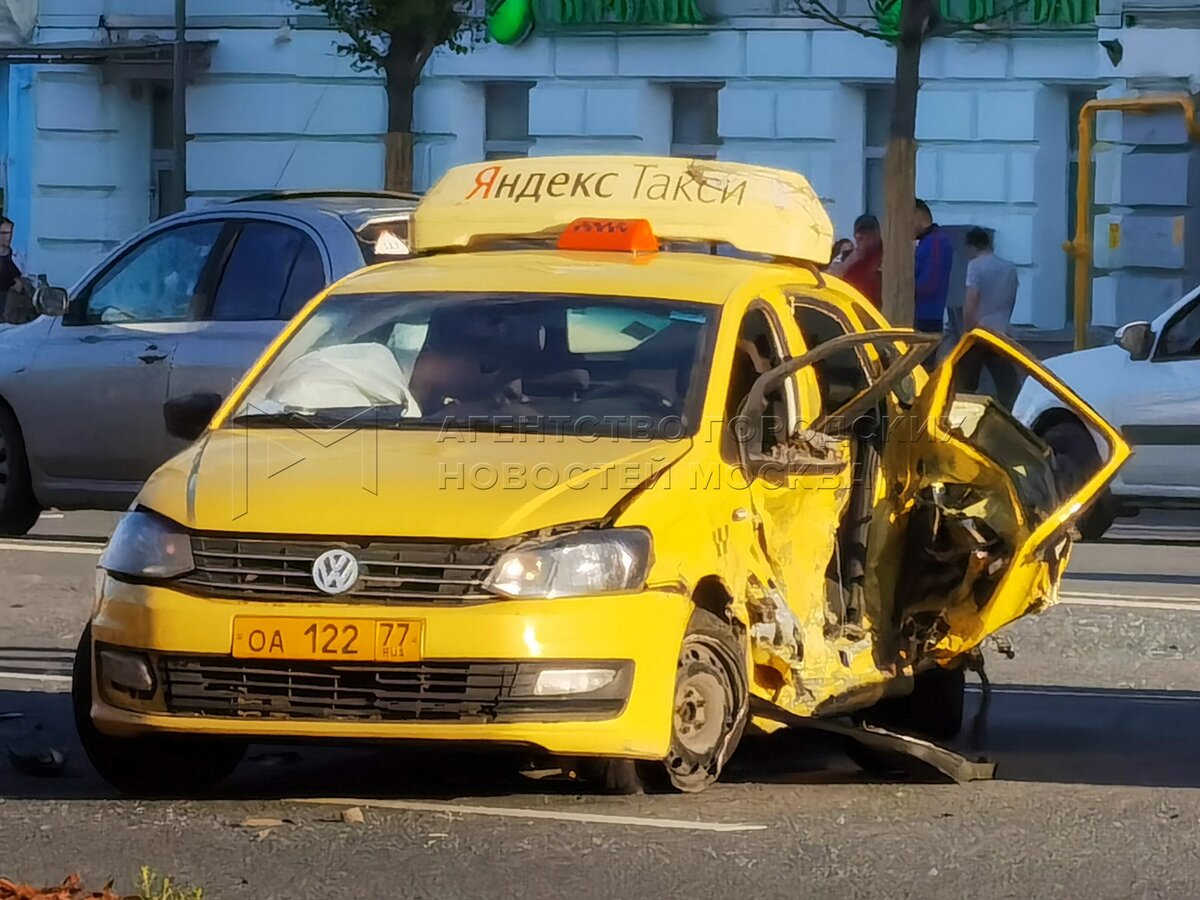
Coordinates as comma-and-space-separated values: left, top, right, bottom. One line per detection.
138, 352, 168, 364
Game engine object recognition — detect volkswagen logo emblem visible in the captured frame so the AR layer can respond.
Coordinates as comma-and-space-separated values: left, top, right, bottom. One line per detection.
312, 548, 360, 595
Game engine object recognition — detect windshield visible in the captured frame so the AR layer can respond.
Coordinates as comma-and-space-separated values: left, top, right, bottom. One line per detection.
230, 292, 716, 438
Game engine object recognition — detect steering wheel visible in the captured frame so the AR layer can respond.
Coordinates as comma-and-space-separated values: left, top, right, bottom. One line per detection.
586, 382, 676, 409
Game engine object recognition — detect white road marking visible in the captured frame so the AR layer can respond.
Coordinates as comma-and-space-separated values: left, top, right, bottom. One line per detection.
1061, 592, 1200, 612
38, 513, 65, 520
0, 541, 102, 555
967, 685, 1200, 704
0, 671, 72, 684
290, 797, 767, 833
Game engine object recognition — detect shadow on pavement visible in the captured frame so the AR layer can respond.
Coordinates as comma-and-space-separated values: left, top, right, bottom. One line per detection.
5, 678, 1200, 801
955, 683, 1200, 789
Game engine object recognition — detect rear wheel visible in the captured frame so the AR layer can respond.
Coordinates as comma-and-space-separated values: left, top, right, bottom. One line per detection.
72, 626, 246, 797
0, 405, 40, 535
856, 664, 965, 743
1041, 419, 1116, 541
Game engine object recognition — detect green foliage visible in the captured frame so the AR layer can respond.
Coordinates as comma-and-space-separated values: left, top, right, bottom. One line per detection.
297, 0, 485, 71
137, 867, 204, 900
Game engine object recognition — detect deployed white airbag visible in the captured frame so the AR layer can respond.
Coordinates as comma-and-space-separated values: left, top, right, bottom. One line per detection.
263, 343, 421, 415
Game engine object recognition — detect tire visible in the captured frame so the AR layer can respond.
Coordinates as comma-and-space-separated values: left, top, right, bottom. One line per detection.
1040, 420, 1117, 541
0, 405, 40, 535
856, 664, 965, 743
72, 626, 246, 798
657, 609, 749, 793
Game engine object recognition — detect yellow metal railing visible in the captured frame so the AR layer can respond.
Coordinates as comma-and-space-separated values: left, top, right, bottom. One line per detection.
1068, 95, 1200, 350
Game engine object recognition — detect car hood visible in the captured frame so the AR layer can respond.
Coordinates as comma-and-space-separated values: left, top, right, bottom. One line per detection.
137, 428, 691, 539
1039, 345, 1124, 393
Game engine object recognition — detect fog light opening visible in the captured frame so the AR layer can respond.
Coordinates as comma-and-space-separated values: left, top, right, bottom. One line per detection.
99, 649, 156, 696
533, 668, 618, 697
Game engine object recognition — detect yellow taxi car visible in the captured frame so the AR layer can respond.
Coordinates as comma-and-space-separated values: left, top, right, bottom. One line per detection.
74, 157, 1128, 795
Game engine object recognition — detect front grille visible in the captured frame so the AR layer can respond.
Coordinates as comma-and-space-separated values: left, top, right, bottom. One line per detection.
162, 657, 514, 722
158, 657, 628, 723
178, 536, 498, 605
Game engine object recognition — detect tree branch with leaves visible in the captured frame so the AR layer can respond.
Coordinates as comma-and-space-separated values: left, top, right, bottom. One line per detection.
793, 0, 1040, 325
299, 0, 487, 191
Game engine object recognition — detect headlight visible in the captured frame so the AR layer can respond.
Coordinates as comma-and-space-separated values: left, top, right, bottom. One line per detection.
99, 510, 195, 581
484, 529, 652, 600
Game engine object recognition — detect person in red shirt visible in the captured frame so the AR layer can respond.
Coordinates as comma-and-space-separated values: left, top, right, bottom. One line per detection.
830, 214, 883, 308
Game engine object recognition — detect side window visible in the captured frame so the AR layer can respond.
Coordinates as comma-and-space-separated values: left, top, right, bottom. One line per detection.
793, 303, 872, 414
725, 307, 792, 454
211, 222, 325, 322
1158, 299, 1200, 361
280, 237, 326, 319
81, 221, 223, 325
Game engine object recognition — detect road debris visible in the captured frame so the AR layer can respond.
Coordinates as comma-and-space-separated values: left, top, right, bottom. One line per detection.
248, 751, 302, 767
0, 874, 128, 899
7, 730, 67, 778
235, 817, 291, 829
341, 807, 365, 825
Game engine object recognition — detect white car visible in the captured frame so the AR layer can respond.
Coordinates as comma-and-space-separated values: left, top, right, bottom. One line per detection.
1013, 285, 1200, 539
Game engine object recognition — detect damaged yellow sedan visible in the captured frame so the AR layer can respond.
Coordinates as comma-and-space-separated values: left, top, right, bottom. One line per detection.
74, 157, 1128, 795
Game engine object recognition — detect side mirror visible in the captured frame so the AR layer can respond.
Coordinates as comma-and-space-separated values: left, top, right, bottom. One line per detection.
1114, 321, 1153, 361
33, 286, 69, 318
164, 393, 223, 442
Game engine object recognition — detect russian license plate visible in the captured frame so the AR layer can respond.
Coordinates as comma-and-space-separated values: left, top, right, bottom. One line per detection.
232, 617, 423, 662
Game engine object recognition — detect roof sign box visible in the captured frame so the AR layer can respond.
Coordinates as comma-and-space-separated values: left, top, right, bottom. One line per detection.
556, 218, 659, 254
412, 156, 834, 265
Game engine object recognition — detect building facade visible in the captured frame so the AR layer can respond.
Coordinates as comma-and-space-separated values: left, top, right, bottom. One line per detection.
2, 0, 1198, 335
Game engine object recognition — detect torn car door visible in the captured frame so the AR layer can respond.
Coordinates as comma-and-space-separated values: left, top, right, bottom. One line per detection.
736, 329, 939, 713
881, 330, 1131, 661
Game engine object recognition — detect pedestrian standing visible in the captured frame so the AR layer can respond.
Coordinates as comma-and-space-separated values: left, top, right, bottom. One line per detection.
913, 200, 953, 334
959, 225, 1021, 407
0, 217, 24, 294
0, 216, 34, 325
829, 214, 883, 308
963, 227, 1017, 335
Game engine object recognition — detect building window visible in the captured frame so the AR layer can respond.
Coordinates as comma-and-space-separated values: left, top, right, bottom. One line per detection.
150, 82, 176, 220
485, 81, 534, 160
671, 84, 721, 159
863, 86, 894, 218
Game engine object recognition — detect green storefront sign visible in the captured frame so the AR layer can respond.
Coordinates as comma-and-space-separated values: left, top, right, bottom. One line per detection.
873, 0, 1098, 37
488, 0, 1097, 45
488, 0, 705, 45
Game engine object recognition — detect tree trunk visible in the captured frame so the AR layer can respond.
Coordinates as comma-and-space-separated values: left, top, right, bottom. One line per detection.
880, 0, 933, 328
382, 52, 419, 193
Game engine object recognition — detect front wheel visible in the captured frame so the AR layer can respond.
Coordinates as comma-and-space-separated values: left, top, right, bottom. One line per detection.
659, 610, 748, 793
855, 664, 965, 743
72, 627, 246, 797
0, 405, 40, 535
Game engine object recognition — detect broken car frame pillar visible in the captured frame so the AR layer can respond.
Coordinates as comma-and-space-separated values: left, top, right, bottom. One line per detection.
1068, 95, 1200, 352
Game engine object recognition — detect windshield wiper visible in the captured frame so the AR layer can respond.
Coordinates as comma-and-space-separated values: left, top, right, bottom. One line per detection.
228, 404, 420, 430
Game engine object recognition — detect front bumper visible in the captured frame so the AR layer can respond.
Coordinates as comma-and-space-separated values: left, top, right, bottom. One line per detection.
88, 576, 692, 760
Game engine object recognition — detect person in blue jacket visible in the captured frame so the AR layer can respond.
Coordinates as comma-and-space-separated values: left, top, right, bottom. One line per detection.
913, 199, 954, 338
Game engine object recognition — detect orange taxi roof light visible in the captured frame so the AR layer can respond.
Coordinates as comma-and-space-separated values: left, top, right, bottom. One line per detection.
557, 218, 659, 255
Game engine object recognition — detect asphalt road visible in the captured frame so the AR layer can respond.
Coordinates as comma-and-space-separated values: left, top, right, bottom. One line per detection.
1, 510, 1199, 899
